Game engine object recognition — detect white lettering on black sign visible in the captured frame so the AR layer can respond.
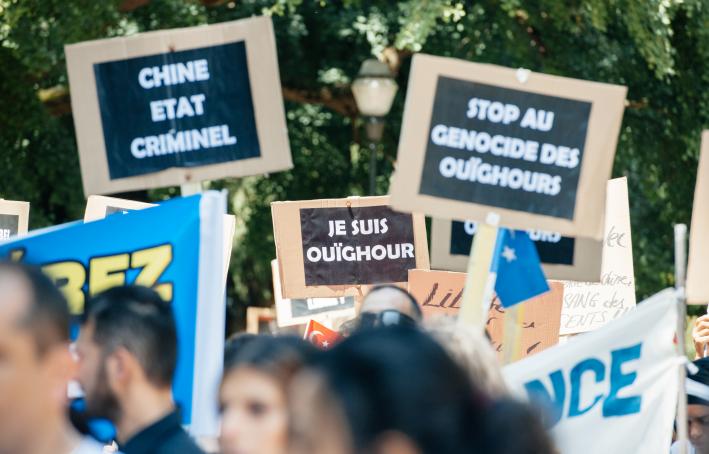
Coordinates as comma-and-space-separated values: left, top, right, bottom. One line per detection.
300, 206, 417, 286
420, 77, 591, 219
449, 220, 574, 265
0, 214, 19, 240
94, 42, 259, 179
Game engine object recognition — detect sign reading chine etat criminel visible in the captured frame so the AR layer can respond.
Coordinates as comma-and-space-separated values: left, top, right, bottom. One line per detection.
0, 200, 30, 240
272, 196, 430, 299
390, 54, 627, 239
66, 16, 291, 196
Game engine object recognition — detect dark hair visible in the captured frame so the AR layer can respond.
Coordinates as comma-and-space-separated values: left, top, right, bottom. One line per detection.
366, 285, 423, 320
82, 285, 177, 388
482, 399, 556, 454
311, 327, 488, 454
223, 335, 315, 388
0, 261, 70, 354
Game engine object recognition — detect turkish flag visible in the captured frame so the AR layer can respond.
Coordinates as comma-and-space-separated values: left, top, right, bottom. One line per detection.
304, 320, 342, 350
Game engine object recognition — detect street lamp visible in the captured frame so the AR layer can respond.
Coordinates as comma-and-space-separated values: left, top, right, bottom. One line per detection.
352, 59, 398, 195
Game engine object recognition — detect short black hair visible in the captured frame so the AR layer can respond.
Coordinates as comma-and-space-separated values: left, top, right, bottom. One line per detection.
82, 285, 177, 388
0, 261, 70, 354
366, 284, 423, 320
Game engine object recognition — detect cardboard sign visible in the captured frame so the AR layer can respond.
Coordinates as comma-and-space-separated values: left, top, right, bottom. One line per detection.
559, 177, 635, 334
66, 16, 291, 196
271, 260, 356, 327
0, 200, 29, 240
389, 54, 627, 239
430, 218, 602, 281
0, 193, 226, 437
687, 131, 709, 303
407, 269, 563, 361
272, 196, 429, 299
83, 195, 236, 281
246, 307, 277, 334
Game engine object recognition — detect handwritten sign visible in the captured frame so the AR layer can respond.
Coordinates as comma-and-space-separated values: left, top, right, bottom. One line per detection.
430, 218, 602, 281
559, 178, 635, 335
271, 260, 356, 327
407, 269, 562, 361
0, 200, 29, 240
389, 54, 627, 238
272, 196, 429, 299
66, 16, 291, 196
687, 131, 709, 303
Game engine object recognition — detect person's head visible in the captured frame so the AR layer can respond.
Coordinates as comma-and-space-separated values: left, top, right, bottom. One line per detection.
219, 335, 315, 454
0, 261, 75, 452
288, 327, 489, 454
75, 285, 177, 423
688, 358, 709, 453
359, 285, 422, 326
426, 317, 508, 398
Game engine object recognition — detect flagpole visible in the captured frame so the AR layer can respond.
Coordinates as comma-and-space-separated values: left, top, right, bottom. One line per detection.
458, 213, 500, 328
675, 223, 689, 454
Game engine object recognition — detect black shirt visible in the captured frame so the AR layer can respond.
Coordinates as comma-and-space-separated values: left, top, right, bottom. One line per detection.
120, 409, 206, 454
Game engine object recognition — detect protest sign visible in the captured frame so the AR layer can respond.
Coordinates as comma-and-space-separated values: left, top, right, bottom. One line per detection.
559, 177, 635, 335
0, 193, 226, 437
407, 269, 562, 360
389, 54, 627, 239
83, 194, 236, 282
271, 260, 356, 327
246, 307, 277, 334
430, 218, 602, 281
66, 16, 291, 196
0, 199, 29, 239
504, 289, 680, 454
272, 196, 429, 299
687, 131, 709, 303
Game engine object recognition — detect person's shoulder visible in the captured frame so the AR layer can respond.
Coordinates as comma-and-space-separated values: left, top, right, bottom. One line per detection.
154, 429, 206, 454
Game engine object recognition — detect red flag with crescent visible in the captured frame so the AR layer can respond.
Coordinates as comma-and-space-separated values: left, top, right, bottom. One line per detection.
304, 319, 342, 350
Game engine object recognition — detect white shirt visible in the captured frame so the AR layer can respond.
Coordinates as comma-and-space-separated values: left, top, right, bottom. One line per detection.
70, 437, 119, 454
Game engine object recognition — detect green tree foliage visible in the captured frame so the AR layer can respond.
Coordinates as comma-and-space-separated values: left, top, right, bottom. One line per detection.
1, 0, 707, 327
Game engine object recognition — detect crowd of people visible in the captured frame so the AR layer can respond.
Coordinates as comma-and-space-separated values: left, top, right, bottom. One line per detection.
3, 260, 709, 454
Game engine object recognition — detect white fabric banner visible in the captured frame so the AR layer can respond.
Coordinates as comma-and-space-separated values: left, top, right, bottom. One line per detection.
504, 288, 681, 454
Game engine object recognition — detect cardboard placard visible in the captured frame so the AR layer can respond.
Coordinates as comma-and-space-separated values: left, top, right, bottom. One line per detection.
0, 200, 30, 240
559, 177, 635, 334
389, 54, 627, 239
246, 307, 277, 334
687, 131, 709, 304
430, 218, 602, 281
272, 196, 429, 299
407, 269, 563, 361
84, 195, 236, 281
66, 16, 291, 196
271, 260, 356, 327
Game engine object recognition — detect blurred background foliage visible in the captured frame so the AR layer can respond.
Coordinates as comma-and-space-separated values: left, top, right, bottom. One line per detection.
0, 0, 707, 328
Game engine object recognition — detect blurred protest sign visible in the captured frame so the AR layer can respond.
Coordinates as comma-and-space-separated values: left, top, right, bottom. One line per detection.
83, 194, 236, 282
272, 196, 429, 299
271, 260, 356, 327
504, 289, 679, 454
559, 177, 635, 334
408, 269, 562, 360
0, 193, 226, 437
430, 218, 602, 281
246, 307, 277, 334
304, 319, 342, 350
390, 54, 627, 239
0, 199, 29, 239
687, 131, 709, 303
66, 16, 291, 196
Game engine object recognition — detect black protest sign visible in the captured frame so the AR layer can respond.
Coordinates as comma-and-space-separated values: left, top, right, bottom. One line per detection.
301, 205, 416, 286
272, 196, 430, 299
66, 16, 291, 196
94, 42, 259, 179
390, 55, 627, 239
449, 220, 575, 265
0, 200, 29, 240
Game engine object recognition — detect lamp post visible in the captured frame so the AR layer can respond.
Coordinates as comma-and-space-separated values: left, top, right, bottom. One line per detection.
351, 59, 398, 195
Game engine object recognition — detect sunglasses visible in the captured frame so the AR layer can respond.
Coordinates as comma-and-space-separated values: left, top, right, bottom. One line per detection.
358, 310, 417, 329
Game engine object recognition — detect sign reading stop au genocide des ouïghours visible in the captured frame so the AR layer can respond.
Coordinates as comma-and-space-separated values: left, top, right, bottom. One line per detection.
65, 16, 291, 196
271, 196, 429, 299
390, 54, 627, 239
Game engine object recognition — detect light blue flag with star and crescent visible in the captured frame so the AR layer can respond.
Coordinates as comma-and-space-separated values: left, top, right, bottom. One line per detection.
492, 228, 549, 307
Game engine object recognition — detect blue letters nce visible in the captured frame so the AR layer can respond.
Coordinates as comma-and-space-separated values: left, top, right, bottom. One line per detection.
523, 343, 643, 426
